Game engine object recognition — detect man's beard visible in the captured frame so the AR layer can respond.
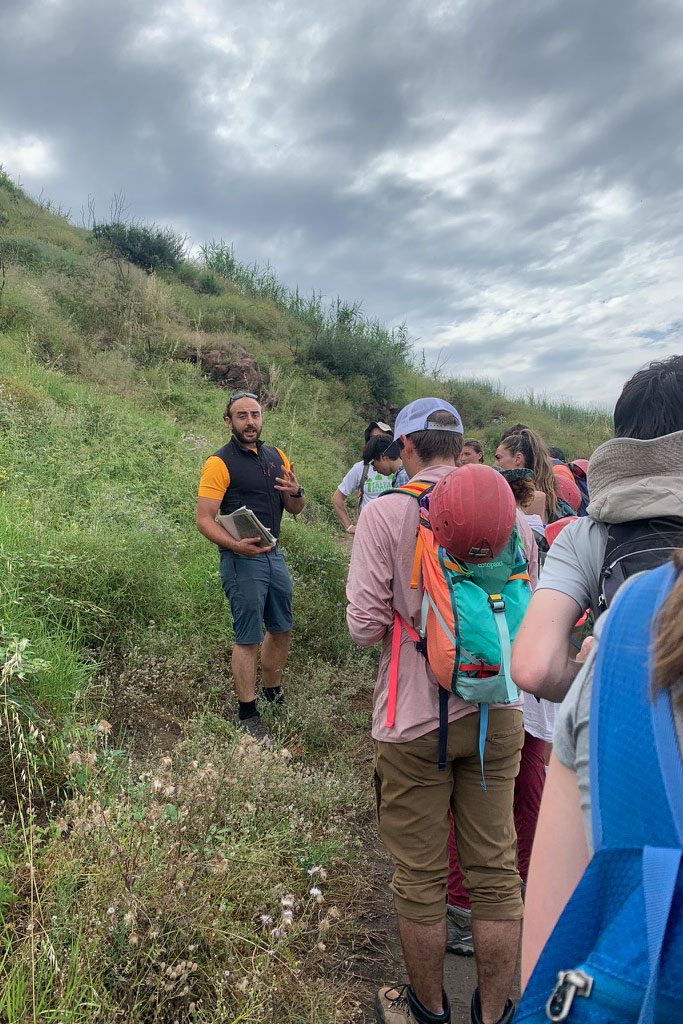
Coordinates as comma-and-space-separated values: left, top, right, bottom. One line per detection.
232, 424, 262, 446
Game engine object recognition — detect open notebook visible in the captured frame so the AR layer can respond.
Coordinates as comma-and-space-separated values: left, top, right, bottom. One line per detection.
216, 506, 276, 548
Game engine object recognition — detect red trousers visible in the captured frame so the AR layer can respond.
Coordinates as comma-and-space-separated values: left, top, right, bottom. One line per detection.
448, 730, 547, 908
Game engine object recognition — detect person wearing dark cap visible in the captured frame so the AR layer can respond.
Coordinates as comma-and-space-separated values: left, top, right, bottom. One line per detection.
332, 421, 393, 534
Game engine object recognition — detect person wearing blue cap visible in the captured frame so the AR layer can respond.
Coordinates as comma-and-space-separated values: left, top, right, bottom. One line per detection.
347, 397, 527, 1024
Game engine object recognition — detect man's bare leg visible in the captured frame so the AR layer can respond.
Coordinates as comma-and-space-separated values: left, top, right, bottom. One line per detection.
472, 918, 520, 1024
261, 629, 291, 688
231, 643, 259, 702
397, 914, 447, 1015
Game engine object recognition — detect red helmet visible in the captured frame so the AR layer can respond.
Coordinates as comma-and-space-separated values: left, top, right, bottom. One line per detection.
571, 458, 588, 477
430, 464, 516, 563
545, 515, 577, 547
552, 465, 581, 513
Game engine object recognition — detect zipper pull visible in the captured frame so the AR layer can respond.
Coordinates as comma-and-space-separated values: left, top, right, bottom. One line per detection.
545, 970, 593, 1021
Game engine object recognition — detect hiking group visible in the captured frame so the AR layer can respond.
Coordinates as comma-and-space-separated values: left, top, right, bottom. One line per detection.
195, 355, 683, 1024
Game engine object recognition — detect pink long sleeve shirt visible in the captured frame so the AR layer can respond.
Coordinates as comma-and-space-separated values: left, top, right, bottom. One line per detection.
346, 464, 537, 743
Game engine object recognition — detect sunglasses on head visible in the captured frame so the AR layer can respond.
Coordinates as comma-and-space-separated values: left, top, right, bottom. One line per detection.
228, 391, 258, 403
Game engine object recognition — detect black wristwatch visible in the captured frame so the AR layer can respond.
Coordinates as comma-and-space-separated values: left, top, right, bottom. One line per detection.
294, 485, 305, 498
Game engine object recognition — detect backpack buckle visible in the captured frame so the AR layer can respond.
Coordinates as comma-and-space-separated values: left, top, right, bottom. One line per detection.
488, 594, 505, 612
546, 970, 593, 1021
414, 636, 427, 657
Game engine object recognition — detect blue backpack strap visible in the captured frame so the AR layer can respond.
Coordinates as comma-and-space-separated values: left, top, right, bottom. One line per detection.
640, 844, 681, 1024
589, 563, 681, 851
590, 563, 681, 1024
638, 563, 683, 1024
648, 565, 683, 844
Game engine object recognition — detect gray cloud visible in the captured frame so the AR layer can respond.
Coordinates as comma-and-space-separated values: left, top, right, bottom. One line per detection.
2, 0, 683, 407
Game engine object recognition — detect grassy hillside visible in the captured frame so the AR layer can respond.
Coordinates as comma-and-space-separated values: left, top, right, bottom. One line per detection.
0, 169, 612, 1023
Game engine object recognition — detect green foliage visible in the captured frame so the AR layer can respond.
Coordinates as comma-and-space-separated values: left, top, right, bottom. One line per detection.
197, 270, 222, 295
0, 165, 24, 201
93, 221, 186, 273
0, 236, 85, 276
307, 301, 410, 401
201, 241, 412, 398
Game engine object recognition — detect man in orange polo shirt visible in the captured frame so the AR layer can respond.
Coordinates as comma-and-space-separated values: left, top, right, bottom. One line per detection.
196, 392, 305, 736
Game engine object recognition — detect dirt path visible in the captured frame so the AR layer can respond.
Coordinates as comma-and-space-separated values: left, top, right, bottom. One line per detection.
358, 830, 479, 1023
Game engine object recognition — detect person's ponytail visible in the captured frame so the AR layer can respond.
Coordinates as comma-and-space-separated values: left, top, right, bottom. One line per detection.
652, 550, 683, 709
518, 428, 556, 521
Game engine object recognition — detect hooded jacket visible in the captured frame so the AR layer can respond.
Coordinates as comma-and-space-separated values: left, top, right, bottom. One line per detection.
587, 429, 683, 524
536, 429, 683, 616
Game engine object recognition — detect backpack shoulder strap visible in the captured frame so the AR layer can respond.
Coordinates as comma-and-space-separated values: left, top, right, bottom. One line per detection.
357, 462, 370, 510
378, 482, 435, 583
590, 562, 682, 851
649, 566, 683, 845
378, 479, 434, 499
383, 481, 437, 729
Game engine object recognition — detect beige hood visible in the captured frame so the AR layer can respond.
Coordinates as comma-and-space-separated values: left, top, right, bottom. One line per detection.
587, 429, 683, 524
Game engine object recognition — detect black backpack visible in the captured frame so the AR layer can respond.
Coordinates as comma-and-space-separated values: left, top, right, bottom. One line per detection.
597, 516, 683, 615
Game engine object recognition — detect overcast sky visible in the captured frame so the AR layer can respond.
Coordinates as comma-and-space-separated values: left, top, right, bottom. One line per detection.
2, 0, 683, 407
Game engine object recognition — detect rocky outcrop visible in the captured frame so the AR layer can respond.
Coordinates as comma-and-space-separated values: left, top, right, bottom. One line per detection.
364, 400, 399, 426
179, 336, 275, 407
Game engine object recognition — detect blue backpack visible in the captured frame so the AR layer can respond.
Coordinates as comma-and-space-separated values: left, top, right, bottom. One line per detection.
516, 562, 683, 1024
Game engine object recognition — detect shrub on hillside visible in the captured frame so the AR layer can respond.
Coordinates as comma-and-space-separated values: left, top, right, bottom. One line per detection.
92, 221, 186, 273
307, 304, 410, 402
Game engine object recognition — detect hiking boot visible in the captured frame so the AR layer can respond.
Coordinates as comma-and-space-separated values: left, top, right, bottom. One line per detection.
375, 985, 450, 1024
446, 903, 473, 956
470, 988, 515, 1024
235, 713, 270, 742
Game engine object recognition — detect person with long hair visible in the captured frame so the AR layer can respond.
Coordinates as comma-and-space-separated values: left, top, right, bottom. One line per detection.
520, 552, 683, 1017
494, 427, 558, 523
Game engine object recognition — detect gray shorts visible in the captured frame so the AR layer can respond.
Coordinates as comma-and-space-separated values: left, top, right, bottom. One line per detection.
219, 547, 293, 644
